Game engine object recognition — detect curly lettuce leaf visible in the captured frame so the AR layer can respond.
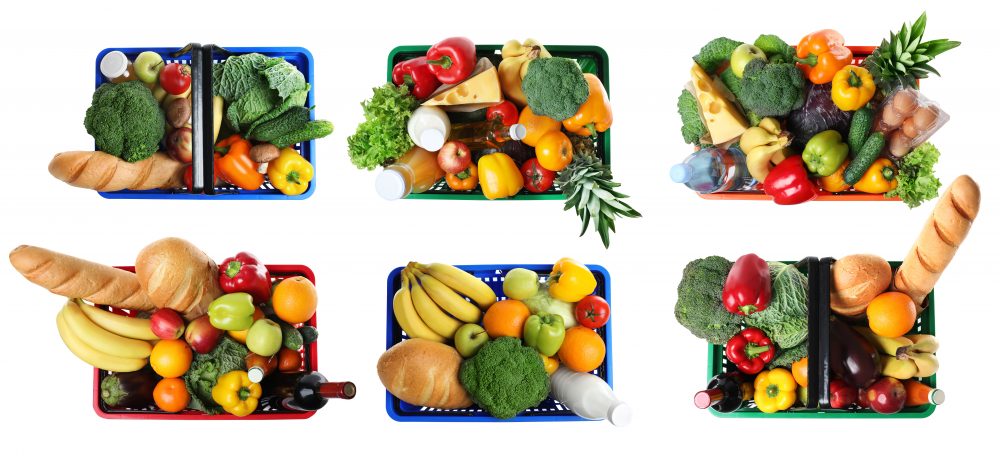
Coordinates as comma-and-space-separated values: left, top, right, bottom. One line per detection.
887, 142, 942, 208
264, 60, 308, 100
347, 83, 419, 170
744, 262, 809, 349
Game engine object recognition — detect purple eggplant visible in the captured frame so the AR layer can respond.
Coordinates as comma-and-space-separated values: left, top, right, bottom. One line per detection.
829, 318, 880, 389
100, 368, 160, 409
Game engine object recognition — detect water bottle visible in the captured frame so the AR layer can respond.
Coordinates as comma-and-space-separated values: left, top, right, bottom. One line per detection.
670, 146, 756, 193
550, 367, 631, 426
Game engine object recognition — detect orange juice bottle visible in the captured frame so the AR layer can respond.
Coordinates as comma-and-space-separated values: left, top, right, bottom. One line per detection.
375, 146, 445, 200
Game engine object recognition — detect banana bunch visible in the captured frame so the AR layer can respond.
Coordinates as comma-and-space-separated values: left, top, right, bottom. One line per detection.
739, 117, 792, 182
499, 39, 551, 107
56, 299, 157, 372
857, 327, 940, 380
392, 262, 496, 342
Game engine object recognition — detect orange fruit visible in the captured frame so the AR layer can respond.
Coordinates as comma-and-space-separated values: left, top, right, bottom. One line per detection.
272, 276, 318, 324
153, 377, 190, 412
482, 299, 530, 338
228, 307, 265, 344
867, 291, 917, 337
149, 339, 192, 378
558, 326, 606, 373
792, 357, 808, 388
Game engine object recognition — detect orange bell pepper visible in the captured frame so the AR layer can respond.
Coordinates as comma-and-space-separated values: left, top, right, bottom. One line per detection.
796, 30, 853, 85
216, 134, 264, 190
519, 106, 562, 147
562, 73, 612, 137
477, 153, 523, 200
818, 160, 851, 193
445, 164, 479, 191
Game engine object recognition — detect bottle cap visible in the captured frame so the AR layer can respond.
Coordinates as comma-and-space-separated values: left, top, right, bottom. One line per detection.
419, 129, 446, 152
607, 401, 632, 427
375, 169, 408, 200
929, 388, 945, 405
670, 164, 694, 184
693, 391, 713, 409
100, 51, 130, 79
509, 124, 527, 141
247, 367, 264, 383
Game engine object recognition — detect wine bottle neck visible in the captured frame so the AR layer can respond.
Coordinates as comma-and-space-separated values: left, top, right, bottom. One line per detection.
317, 381, 356, 400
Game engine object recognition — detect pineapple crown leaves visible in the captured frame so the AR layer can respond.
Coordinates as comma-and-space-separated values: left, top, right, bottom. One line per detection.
556, 155, 641, 248
866, 12, 960, 91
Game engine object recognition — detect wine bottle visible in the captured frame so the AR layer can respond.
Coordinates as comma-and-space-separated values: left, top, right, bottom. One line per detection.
262, 371, 356, 411
693, 372, 753, 413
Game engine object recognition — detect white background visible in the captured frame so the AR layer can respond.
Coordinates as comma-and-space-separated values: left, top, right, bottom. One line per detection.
1, 0, 997, 453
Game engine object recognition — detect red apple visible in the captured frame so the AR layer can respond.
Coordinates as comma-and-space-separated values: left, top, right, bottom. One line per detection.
168, 127, 193, 163
866, 377, 906, 414
437, 141, 472, 174
829, 379, 858, 409
150, 308, 185, 340
185, 315, 223, 354
856, 387, 871, 409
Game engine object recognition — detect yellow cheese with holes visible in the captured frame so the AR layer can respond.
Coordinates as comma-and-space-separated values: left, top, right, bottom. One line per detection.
422, 65, 503, 112
690, 63, 748, 144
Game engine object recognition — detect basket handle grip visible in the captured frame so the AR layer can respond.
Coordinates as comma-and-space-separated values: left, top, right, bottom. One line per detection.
804, 256, 833, 409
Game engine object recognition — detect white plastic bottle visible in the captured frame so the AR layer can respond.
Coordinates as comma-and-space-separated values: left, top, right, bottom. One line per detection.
407, 106, 451, 152
550, 367, 631, 426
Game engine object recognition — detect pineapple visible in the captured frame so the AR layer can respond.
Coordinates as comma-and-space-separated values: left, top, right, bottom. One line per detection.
865, 12, 961, 94
556, 155, 640, 248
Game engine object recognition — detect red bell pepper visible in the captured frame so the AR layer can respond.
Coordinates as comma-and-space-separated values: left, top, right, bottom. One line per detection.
763, 155, 819, 205
391, 57, 442, 100
725, 328, 776, 375
219, 252, 272, 304
723, 253, 771, 316
487, 101, 519, 127
425, 37, 477, 84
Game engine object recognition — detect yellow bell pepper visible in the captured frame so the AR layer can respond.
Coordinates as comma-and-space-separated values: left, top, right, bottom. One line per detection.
478, 153, 523, 200
853, 158, 898, 194
211, 370, 262, 417
267, 148, 314, 196
753, 368, 797, 413
562, 73, 613, 137
831, 65, 875, 111
547, 258, 597, 303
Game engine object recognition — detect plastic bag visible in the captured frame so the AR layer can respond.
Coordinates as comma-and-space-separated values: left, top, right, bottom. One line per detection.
874, 87, 949, 158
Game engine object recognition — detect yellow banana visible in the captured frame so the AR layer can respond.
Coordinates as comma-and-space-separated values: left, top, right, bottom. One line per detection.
499, 39, 550, 107
56, 308, 147, 372
62, 301, 153, 359
393, 274, 446, 343
413, 270, 482, 323
77, 299, 158, 341
740, 117, 791, 182
909, 352, 940, 378
905, 334, 939, 354
856, 327, 913, 357
407, 271, 462, 339
880, 357, 918, 380
415, 262, 496, 309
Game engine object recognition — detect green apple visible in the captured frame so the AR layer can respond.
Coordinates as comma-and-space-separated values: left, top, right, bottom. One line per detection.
135, 51, 164, 85
503, 268, 539, 300
454, 323, 489, 358
246, 319, 282, 356
730, 44, 767, 78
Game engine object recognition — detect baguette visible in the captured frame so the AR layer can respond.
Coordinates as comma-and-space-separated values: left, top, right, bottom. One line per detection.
377, 339, 473, 409
49, 151, 183, 192
894, 175, 981, 308
135, 237, 221, 320
9, 245, 154, 311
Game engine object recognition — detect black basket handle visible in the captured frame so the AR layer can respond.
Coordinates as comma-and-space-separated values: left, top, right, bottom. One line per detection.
804, 256, 834, 409
170, 43, 220, 195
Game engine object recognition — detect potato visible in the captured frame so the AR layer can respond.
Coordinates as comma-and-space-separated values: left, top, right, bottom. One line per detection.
831, 254, 892, 316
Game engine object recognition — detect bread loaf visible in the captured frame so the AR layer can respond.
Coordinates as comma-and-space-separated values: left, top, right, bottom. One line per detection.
135, 238, 221, 319
894, 175, 981, 308
830, 254, 892, 316
377, 339, 473, 409
49, 151, 183, 191
9, 245, 154, 311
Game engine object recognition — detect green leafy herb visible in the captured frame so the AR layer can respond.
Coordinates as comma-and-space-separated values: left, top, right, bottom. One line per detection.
886, 142, 942, 208
347, 83, 419, 170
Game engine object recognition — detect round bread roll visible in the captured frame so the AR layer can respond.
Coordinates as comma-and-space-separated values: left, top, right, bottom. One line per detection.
135, 237, 221, 320
377, 339, 472, 409
831, 254, 892, 316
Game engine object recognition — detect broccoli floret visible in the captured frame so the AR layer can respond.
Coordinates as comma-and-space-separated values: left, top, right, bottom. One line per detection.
459, 337, 550, 419
754, 35, 796, 64
768, 342, 808, 369
694, 37, 743, 74
739, 60, 806, 117
521, 57, 590, 121
675, 256, 742, 345
84, 81, 165, 162
677, 89, 706, 145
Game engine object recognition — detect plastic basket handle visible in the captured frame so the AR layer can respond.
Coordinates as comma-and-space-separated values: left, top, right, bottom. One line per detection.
171, 43, 218, 195
805, 256, 834, 409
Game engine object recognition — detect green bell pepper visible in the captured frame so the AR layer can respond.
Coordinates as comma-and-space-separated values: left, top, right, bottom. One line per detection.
802, 130, 849, 177
207, 292, 256, 331
523, 312, 566, 357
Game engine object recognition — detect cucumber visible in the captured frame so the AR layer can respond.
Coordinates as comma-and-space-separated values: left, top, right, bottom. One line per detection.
844, 132, 885, 185
848, 106, 874, 157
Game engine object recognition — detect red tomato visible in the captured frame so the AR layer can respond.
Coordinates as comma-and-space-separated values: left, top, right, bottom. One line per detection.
575, 295, 610, 329
520, 158, 555, 193
160, 63, 192, 95
486, 101, 519, 126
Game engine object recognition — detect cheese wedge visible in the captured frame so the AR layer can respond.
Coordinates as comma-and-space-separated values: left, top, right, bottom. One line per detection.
690, 63, 748, 144
423, 62, 503, 112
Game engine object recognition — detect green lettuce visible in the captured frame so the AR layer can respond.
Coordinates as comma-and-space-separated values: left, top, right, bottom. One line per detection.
887, 142, 942, 208
744, 262, 808, 349
347, 83, 419, 170
182, 337, 248, 414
